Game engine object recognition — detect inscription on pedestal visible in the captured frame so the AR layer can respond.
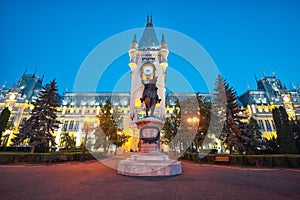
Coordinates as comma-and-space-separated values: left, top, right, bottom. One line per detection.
139, 126, 160, 153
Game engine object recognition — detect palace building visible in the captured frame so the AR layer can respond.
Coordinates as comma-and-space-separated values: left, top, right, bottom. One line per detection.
1, 17, 300, 151
238, 74, 300, 139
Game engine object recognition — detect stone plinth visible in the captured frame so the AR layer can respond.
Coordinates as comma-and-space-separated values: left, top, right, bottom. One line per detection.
136, 117, 163, 153
118, 152, 182, 176
117, 117, 182, 176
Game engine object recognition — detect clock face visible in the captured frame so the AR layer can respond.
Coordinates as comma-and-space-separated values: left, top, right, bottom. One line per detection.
143, 66, 154, 75
283, 95, 290, 102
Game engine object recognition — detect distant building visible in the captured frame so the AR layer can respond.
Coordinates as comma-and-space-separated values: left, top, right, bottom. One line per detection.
239, 74, 300, 139
9, 68, 43, 102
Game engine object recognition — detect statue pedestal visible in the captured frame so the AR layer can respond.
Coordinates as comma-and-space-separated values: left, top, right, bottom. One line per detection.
117, 117, 182, 176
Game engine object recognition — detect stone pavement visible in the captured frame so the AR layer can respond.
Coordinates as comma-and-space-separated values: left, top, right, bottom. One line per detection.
0, 160, 300, 200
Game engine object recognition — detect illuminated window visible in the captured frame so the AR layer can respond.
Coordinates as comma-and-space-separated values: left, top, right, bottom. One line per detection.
265, 120, 272, 131
11, 116, 16, 123
63, 120, 68, 131
69, 120, 74, 130
271, 120, 276, 131
20, 118, 27, 125
259, 120, 265, 131
74, 121, 80, 131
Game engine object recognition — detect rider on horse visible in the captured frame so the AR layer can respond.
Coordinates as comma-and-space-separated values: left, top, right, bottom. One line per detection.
140, 77, 161, 116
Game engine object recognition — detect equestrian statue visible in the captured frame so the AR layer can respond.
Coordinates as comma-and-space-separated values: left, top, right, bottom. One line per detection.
140, 77, 161, 117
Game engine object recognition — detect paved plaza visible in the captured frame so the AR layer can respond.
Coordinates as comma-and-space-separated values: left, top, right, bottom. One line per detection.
0, 160, 300, 200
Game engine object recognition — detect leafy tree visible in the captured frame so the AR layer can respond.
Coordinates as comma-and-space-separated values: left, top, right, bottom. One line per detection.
195, 94, 212, 152
113, 107, 123, 129
0, 107, 11, 146
98, 99, 130, 154
12, 79, 60, 153
161, 99, 181, 150
272, 106, 298, 154
113, 130, 130, 155
60, 132, 76, 151
90, 125, 111, 153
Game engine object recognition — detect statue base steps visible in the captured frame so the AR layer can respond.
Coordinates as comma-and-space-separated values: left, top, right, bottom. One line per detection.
117, 152, 182, 176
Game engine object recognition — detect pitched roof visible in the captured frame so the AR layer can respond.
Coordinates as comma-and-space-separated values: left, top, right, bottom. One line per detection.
138, 15, 159, 49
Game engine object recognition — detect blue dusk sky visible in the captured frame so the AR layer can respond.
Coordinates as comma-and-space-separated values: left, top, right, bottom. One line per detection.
0, 0, 300, 95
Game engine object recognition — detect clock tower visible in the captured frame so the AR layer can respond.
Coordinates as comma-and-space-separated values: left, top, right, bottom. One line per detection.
129, 16, 168, 121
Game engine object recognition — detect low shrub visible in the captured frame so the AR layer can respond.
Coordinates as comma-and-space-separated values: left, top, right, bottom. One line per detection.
181, 152, 300, 168
0, 152, 98, 164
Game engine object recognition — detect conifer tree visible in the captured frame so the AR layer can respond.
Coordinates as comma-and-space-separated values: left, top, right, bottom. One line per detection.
291, 119, 300, 152
12, 79, 60, 153
0, 107, 11, 146
245, 117, 263, 154
214, 75, 249, 154
272, 106, 298, 154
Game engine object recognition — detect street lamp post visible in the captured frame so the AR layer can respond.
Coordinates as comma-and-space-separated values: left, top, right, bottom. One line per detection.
186, 116, 200, 161
187, 116, 199, 130
114, 129, 122, 155
80, 116, 97, 162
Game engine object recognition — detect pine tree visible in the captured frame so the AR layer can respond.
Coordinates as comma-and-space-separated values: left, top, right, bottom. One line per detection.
291, 119, 300, 152
272, 106, 298, 154
12, 79, 60, 153
263, 136, 279, 154
215, 75, 249, 154
0, 107, 11, 146
245, 117, 263, 154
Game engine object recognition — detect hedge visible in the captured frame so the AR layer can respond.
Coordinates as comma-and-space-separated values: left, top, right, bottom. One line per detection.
182, 152, 300, 168
0, 152, 102, 164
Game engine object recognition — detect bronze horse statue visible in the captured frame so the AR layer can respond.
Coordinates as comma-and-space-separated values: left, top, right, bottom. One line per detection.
140, 78, 161, 117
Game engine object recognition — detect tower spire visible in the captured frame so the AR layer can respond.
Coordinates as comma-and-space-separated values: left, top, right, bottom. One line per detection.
130, 33, 138, 49
262, 70, 266, 78
145, 13, 153, 27
41, 72, 45, 82
132, 33, 137, 43
23, 67, 28, 76
254, 73, 258, 83
160, 33, 168, 49
161, 33, 165, 43
139, 14, 158, 48
272, 70, 276, 77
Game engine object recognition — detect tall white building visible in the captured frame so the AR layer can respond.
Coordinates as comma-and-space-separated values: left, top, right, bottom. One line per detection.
128, 15, 168, 121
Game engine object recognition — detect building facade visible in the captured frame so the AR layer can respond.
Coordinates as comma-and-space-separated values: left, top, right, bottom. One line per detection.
1, 17, 299, 151
239, 74, 300, 139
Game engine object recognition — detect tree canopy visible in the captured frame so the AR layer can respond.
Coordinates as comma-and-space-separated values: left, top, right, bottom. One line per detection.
12, 79, 60, 153
0, 107, 11, 146
97, 99, 130, 154
272, 106, 298, 154
215, 74, 250, 154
